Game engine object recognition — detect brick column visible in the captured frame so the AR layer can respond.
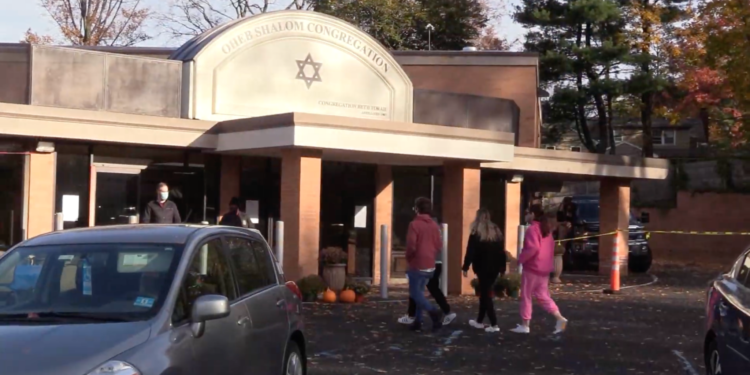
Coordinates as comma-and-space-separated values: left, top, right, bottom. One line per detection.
599, 178, 631, 276
280, 149, 321, 282
27, 153, 56, 238
442, 162, 480, 295
504, 180, 522, 272
373, 165, 393, 284
219, 156, 242, 222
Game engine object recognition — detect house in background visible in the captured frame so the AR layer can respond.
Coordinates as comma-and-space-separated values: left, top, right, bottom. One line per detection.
544, 117, 708, 159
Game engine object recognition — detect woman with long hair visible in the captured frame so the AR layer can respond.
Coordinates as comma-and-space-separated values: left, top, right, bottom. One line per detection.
511, 204, 568, 334
462, 208, 506, 333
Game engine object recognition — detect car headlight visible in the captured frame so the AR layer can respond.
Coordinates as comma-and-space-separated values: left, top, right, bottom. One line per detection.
86, 361, 141, 375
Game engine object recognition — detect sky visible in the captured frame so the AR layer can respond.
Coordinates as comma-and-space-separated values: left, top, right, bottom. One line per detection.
0, 0, 527, 50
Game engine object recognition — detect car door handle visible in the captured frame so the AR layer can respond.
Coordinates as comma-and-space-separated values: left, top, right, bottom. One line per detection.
276, 299, 285, 309
237, 316, 250, 327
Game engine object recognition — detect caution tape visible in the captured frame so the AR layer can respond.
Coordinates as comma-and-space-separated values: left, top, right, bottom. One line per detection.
551, 229, 750, 244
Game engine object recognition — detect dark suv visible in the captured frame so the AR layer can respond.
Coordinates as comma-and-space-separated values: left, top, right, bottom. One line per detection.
563, 196, 653, 273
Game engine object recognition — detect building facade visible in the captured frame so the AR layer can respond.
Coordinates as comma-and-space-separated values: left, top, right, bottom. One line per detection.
0, 11, 668, 294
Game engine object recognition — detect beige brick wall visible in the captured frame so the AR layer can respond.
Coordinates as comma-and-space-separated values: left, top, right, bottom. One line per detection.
373, 165, 393, 283
27, 153, 56, 238
442, 162, 481, 295
599, 178, 631, 276
280, 149, 321, 282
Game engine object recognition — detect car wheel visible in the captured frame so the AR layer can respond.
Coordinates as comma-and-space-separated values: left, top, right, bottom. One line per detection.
705, 339, 722, 375
283, 341, 305, 375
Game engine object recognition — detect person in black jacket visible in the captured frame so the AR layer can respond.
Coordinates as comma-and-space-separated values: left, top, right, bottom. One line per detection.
462, 208, 506, 333
142, 183, 181, 224
219, 197, 245, 227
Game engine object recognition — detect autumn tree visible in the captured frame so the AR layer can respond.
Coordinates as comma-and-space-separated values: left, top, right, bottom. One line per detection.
25, 0, 151, 46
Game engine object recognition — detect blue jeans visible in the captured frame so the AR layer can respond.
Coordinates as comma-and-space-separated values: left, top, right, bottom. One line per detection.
406, 269, 437, 324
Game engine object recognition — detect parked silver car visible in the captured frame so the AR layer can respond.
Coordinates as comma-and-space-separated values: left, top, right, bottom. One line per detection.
0, 225, 306, 375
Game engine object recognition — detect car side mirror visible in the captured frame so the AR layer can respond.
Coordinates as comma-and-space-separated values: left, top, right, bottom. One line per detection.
190, 294, 230, 338
640, 212, 650, 224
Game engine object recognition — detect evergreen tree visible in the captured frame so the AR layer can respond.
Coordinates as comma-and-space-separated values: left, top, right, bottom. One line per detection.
515, 0, 629, 153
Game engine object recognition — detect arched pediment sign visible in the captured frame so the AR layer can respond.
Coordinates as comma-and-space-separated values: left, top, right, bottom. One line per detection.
173, 11, 413, 123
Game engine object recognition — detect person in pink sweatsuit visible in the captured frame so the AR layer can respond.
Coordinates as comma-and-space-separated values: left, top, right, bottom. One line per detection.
511, 204, 568, 334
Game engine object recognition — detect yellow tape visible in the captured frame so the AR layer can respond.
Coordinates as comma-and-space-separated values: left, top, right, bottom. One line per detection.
552, 229, 750, 245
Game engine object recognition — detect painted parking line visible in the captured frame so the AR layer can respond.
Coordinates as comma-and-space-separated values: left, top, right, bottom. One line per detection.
433, 330, 463, 357
672, 350, 700, 375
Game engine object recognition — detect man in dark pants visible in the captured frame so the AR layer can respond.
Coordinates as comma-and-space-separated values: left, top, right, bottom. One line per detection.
142, 182, 182, 224
398, 217, 456, 326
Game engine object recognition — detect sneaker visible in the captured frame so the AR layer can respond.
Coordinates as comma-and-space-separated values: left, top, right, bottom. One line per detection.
485, 325, 500, 333
429, 310, 444, 330
443, 312, 457, 326
469, 319, 486, 329
553, 318, 568, 334
510, 324, 530, 334
398, 315, 415, 325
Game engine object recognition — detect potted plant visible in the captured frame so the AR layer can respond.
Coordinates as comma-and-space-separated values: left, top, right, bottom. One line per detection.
320, 247, 348, 292
470, 278, 495, 297
504, 274, 521, 298
551, 241, 565, 284
345, 280, 370, 303
493, 276, 508, 297
297, 275, 326, 302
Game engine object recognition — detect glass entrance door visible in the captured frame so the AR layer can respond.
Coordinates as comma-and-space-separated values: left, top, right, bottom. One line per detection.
95, 171, 139, 226
0, 155, 25, 250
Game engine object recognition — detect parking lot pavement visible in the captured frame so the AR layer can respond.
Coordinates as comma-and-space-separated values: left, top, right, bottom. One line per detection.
304, 265, 713, 375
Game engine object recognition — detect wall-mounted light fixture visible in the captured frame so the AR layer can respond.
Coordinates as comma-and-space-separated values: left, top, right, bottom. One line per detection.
509, 174, 524, 183
35, 141, 55, 153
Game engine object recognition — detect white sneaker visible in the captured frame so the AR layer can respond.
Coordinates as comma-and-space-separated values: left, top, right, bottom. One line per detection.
510, 324, 530, 334
553, 318, 568, 334
443, 313, 457, 325
485, 325, 500, 333
398, 315, 415, 325
469, 319, 486, 329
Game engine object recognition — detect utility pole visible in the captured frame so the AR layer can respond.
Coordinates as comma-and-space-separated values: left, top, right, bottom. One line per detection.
426, 24, 435, 51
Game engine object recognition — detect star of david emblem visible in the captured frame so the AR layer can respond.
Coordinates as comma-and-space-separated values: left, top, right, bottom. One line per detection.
295, 53, 322, 89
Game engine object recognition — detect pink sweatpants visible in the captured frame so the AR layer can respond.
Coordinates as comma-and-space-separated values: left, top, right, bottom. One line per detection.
520, 271, 559, 321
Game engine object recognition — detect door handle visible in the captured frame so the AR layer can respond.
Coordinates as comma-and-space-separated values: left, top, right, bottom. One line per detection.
237, 316, 250, 327
276, 299, 285, 309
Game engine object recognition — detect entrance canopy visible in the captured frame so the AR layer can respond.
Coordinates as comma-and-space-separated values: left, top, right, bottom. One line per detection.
171, 11, 414, 123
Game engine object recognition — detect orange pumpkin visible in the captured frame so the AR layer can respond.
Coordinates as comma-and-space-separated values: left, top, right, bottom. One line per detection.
339, 289, 356, 303
321, 288, 337, 303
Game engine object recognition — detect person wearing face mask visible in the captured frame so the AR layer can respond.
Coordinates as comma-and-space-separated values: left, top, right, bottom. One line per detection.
142, 182, 182, 224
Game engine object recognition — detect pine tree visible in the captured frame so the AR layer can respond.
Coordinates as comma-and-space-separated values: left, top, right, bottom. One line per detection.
515, 0, 629, 153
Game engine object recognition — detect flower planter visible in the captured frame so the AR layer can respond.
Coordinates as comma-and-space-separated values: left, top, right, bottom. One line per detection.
551, 254, 563, 284
322, 264, 347, 292
355, 294, 365, 303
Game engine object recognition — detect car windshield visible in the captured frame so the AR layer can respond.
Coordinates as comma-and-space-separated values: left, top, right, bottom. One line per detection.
0, 243, 183, 322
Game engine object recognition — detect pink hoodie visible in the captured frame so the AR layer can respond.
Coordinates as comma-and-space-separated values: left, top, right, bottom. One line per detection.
518, 221, 555, 276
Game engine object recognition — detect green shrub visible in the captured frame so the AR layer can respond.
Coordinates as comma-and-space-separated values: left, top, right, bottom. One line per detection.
297, 275, 326, 301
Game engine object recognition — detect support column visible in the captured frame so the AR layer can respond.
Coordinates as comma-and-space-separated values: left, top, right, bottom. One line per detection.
599, 178, 631, 276
219, 155, 241, 222
442, 162, 480, 295
280, 149, 321, 282
27, 153, 56, 238
504, 180, 522, 272
373, 165, 393, 284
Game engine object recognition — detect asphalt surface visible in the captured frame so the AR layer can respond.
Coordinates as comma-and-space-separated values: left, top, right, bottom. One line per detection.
303, 265, 714, 375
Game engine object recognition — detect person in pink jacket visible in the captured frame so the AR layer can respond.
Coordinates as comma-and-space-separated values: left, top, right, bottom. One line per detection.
511, 204, 568, 334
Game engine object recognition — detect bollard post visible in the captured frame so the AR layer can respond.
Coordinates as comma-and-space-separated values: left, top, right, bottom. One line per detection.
54, 213, 64, 231
380, 224, 388, 299
128, 215, 138, 224
440, 223, 448, 295
604, 231, 621, 294
274, 221, 284, 273
517, 225, 527, 274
